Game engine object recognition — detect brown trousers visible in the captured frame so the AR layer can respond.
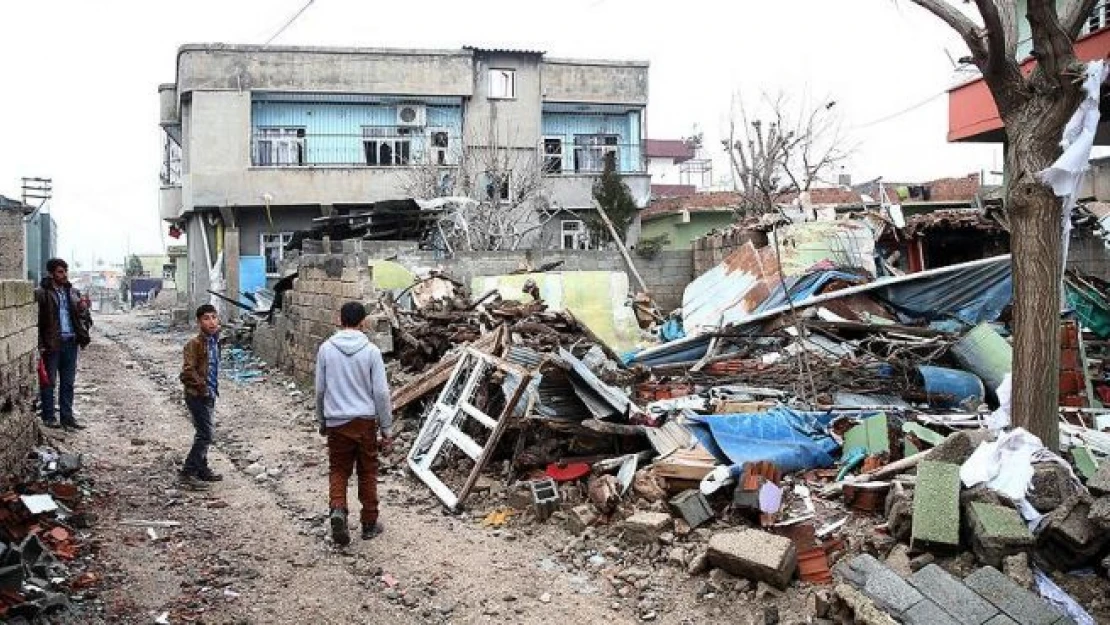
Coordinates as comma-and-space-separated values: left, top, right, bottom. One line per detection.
327, 419, 380, 525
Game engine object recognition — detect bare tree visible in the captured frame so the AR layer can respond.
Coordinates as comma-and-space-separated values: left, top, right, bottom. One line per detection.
723, 91, 851, 214
904, 0, 1099, 449
396, 121, 551, 251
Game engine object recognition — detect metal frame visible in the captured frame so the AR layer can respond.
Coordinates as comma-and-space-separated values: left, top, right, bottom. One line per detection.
407, 347, 532, 510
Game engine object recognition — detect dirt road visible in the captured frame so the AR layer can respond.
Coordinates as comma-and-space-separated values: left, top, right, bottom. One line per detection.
53, 313, 765, 625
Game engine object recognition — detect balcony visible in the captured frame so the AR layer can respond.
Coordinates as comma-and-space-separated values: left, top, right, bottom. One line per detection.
541, 141, 646, 176
159, 184, 183, 221
250, 129, 461, 167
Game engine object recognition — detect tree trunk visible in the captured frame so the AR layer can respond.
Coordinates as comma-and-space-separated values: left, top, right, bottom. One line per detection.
1002, 100, 1071, 451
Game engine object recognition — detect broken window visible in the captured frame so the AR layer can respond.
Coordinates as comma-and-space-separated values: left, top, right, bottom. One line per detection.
429, 130, 452, 165
261, 232, 294, 276
362, 127, 412, 166
254, 127, 305, 166
483, 171, 511, 202
561, 219, 589, 250
574, 134, 620, 172
489, 69, 516, 99
1088, 3, 1109, 33
543, 138, 564, 174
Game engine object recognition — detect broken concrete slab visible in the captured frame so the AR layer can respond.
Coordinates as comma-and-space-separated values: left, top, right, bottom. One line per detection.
1089, 460, 1110, 496
708, 529, 797, 589
1035, 493, 1110, 571
1002, 553, 1034, 591
832, 554, 924, 616
566, 504, 597, 534
911, 461, 961, 552
1088, 495, 1110, 530
886, 484, 913, 543
963, 566, 1065, 625
1027, 463, 1080, 513
621, 512, 673, 544
929, 430, 992, 466
908, 564, 999, 625
831, 582, 900, 625
901, 598, 963, 625
967, 502, 1034, 569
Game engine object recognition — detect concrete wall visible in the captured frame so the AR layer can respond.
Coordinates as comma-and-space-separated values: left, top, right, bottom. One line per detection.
542, 58, 649, 105
0, 209, 26, 281
467, 52, 543, 149
547, 173, 652, 210
641, 212, 737, 251
0, 280, 39, 477
351, 240, 693, 312
692, 227, 770, 277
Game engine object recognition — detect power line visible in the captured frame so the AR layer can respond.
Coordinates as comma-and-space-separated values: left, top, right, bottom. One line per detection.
852, 89, 948, 129
264, 0, 316, 45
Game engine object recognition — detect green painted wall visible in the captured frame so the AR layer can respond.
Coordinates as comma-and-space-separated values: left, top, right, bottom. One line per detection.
640, 212, 737, 251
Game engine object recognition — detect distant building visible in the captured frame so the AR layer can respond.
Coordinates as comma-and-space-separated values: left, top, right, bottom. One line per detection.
24, 210, 56, 284
645, 139, 713, 198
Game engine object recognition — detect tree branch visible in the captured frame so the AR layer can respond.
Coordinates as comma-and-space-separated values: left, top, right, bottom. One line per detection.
910, 0, 989, 61
973, 0, 1017, 71
1061, 0, 1100, 39
1027, 0, 1078, 84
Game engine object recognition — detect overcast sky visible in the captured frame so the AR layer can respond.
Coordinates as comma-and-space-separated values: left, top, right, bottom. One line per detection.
0, 0, 1008, 266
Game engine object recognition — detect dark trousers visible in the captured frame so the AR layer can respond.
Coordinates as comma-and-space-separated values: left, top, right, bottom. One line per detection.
40, 339, 79, 424
184, 395, 215, 475
327, 419, 380, 525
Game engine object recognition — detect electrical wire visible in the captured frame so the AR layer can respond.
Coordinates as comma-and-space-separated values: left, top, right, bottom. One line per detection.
264, 0, 316, 45
851, 89, 948, 129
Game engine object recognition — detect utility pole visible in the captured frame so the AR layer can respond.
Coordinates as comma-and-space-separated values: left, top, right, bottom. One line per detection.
21, 177, 52, 217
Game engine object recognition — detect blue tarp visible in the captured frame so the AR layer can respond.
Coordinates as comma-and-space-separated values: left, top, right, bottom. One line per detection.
753, 270, 868, 315
684, 407, 846, 473
239, 256, 267, 307
878, 260, 1012, 326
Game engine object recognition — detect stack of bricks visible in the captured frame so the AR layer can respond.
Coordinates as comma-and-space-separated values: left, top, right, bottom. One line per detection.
279, 248, 376, 382
1059, 320, 1091, 408
0, 280, 39, 477
692, 227, 769, 277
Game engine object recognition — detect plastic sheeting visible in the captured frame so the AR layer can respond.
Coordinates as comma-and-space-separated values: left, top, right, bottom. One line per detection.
684, 407, 844, 473
754, 270, 868, 315
876, 260, 1012, 326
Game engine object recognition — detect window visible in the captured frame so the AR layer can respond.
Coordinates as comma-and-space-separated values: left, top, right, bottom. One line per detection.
561, 220, 589, 250
429, 130, 452, 165
255, 127, 305, 166
363, 127, 411, 166
543, 138, 564, 174
489, 69, 516, 99
261, 232, 294, 276
1089, 3, 1109, 33
574, 135, 620, 172
483, 171, 511, 202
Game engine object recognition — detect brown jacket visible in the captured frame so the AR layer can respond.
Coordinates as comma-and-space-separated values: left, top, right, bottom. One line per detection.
180, 333, 214, 398
35, 278, 91, 352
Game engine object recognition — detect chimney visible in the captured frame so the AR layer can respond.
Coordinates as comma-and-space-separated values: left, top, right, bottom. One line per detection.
838, 172, 852, 188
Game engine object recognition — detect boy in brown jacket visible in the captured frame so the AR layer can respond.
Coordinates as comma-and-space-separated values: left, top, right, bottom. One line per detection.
178, 304, 223, 490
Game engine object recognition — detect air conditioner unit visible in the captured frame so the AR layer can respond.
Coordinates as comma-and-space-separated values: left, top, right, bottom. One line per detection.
396, 104, 426, 127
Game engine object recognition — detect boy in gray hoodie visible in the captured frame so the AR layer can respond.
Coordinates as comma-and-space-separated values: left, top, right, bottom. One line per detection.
316, 301, 393, 546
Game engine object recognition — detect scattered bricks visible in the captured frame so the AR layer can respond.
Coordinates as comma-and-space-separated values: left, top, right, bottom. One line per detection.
669, 490, 713, 529
963, 566, 1064, 625
911, 461, 962, 552
621, 512, 673, 545
566, 504, 597, 535
1089, 496, 1110, 530
1035, 494, 1110, 571
832, 554, 924, 617
1027, 463, 1080, 513
967, 502, 1034, 569
1089, 461, 1110, 496
929, 430, 992, 466
908, 564, 998, 625
529, 478, 559, 522
709, 529, 797, 589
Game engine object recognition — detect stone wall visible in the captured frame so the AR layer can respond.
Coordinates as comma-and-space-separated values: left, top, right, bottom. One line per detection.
692, 228, 769, 277
348, 241, 694, 312
0, 280, 39, 478
0, 208, 26, 281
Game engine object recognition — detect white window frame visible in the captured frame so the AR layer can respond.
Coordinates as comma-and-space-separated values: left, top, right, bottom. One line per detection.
362, 126, 412, 166
543, 137, 564, 174
489, 69, 516, 99
427, 128, 455, 166
261, 232, 294, 277
255, 127, 305, 166
561, 219, 589, 250
574, 134, 620, 172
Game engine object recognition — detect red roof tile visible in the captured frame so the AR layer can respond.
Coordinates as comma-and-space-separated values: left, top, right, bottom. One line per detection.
651, 184, 697, 199
645, 139, 696, 162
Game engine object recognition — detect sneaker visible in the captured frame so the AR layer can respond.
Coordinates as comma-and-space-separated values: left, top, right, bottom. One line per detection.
42, 420, 61, 429
197, 470, 223, 482
361, 521, 383, 541
330, 509, 350, 546
179, 473, 211, 491
61, 420, 86, 431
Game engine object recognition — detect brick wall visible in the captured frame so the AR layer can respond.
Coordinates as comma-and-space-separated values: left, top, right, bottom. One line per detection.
692, 228, 769, 277
0, 208, 26, 280
353, 241, 693, 312
0, 281, 39, 478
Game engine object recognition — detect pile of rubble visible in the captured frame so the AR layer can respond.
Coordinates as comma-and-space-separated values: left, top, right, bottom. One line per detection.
0, 446, 99, 623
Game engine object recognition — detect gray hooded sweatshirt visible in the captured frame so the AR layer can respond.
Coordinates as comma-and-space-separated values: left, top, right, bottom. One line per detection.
314, 329, 393, 435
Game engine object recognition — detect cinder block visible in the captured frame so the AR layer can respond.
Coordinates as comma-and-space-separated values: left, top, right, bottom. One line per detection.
966, 502, 1034, 569
908, 564, 998, 625
621, 512, 673, 544
912, 461, 962, 551
708, 529, 797, 589
963, 567, 1063, 625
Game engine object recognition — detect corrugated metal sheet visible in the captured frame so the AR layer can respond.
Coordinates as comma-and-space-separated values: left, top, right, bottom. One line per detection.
681, 241, 779, 335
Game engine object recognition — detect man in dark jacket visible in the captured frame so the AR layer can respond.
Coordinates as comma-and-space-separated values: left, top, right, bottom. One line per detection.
36, 258, 92, 430
178, 304, 223, 490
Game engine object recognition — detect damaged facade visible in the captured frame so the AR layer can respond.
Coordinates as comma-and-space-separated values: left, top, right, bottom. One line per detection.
157, 44, 652, 311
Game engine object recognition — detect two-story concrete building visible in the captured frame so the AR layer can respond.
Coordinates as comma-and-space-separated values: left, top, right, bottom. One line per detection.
158, 44, 651, 307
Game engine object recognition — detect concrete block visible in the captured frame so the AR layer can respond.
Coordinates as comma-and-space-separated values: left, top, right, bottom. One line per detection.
963, 567, 1063, 625
1089, 496, 1110, 530
1028, 463, 1081, 513
669, 489, 713, 529
903, 599, 964, 625
833, 554, 924, 616
908, 564, 998, 625
967, 502, 1034, 569
982, 616, 1019, 625
566, 504, 597, 534
621, 512, 673, 544
708, 529, 797, 589
929, 430, 992, 466
1036, 494, 1110, 570
1089, 461, 1110, 496
912, 461, 962, 551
